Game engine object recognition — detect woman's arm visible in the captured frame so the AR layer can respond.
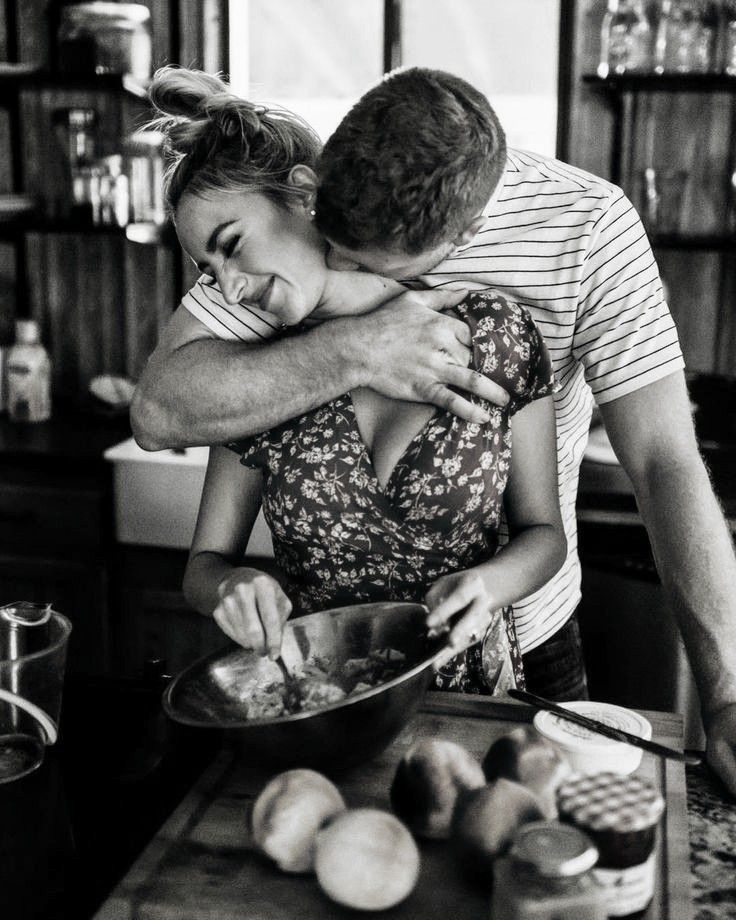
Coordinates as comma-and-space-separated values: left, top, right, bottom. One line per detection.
183, 446, 292, 656
427, 395, 566, 663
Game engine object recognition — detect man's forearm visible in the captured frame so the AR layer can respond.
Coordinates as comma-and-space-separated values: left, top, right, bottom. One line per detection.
131, 319, 367, 450
636, 455, 736, 721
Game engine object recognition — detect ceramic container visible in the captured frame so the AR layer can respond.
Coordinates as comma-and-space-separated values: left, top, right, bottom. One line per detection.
533, 701, 652, 775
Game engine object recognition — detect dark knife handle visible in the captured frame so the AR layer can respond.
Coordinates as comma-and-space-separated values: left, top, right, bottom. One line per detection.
508, 688, 701, 766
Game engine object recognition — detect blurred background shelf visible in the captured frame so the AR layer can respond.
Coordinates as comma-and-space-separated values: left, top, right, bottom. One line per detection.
0, 69, 150, 100
583, 72, 736, 93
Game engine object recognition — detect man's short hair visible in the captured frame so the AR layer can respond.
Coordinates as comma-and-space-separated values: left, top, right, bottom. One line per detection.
315, 67, 506, 255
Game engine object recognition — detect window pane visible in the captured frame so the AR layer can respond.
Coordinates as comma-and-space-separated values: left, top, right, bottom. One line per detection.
401, 0, 559, 155
229, 0, 384, 140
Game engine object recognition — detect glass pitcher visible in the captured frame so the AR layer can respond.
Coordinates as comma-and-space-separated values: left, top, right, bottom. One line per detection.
0, 602, 72, 783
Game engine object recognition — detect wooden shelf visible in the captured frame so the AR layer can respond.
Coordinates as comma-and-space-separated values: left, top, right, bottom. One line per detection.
0, 218, 175, 246
0, 70, 150, 101
648, 233, 736, 251
584, 72, 736, 93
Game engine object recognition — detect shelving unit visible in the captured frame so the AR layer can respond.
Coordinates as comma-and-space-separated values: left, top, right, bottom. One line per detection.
583, 72, 736, 225
582, 70, 736, 375
0, 42, 185, 405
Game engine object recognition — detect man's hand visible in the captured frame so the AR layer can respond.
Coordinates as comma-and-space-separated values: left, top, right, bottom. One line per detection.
348, 288, 510, 424
706, 703, 736, 797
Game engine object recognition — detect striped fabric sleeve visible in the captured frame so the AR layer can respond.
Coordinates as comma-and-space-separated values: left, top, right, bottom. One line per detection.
180, 276, 280, 343
573, 189, 685, 405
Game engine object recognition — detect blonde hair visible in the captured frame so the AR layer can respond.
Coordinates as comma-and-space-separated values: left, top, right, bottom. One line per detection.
147, 66, 322, 213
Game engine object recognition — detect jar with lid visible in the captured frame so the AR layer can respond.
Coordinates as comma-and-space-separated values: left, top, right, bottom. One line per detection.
58, 3, 152, 81
491, 821, 607, 919
598, 0, 653, 77
557, 772, 665, 919
125, 130, 167, 225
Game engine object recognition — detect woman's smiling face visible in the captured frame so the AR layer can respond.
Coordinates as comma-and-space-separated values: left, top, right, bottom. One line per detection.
175, 188, 329, 326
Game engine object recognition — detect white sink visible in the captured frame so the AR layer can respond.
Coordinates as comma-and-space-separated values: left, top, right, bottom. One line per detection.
104, 438, 274, 556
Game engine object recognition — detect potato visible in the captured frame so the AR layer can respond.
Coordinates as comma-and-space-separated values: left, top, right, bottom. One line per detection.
451, 778, 545, 885
390, 738, 486, 839
250, 769, 346, 873
482, 726, 570, 819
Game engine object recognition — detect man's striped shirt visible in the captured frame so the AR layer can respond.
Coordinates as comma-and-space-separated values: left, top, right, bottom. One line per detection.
180, 148, 685, 652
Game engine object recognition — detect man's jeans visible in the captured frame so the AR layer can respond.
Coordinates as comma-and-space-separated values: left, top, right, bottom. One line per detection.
521, 611, 589, 702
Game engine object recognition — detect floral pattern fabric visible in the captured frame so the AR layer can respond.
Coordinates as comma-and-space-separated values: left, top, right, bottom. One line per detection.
227, 291, 556, 693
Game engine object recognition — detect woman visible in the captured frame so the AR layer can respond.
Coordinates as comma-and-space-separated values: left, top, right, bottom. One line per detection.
149, 67, 566, 693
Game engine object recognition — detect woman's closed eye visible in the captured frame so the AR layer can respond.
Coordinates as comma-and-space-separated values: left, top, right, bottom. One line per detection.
222, 235, 240, 259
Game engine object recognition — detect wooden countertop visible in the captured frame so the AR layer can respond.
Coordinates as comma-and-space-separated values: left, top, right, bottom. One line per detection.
93, 694, 691, 920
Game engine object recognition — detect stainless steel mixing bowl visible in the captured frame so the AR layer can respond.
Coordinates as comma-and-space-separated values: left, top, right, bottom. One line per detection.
162, 601, 443, 771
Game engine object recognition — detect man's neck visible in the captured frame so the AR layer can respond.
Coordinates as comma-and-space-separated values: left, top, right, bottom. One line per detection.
313, 270, 406, 321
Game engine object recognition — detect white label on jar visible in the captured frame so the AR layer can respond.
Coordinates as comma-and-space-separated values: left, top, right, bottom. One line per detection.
593, 852, 656, 916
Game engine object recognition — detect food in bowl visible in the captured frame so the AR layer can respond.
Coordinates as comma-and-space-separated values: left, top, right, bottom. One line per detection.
213, 647, 408, 720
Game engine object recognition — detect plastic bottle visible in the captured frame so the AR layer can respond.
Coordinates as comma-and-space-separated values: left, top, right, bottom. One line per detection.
6, 320, 52, 423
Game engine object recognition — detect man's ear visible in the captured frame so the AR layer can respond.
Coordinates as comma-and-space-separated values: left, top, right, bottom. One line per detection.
287, 164, 319, 214
452, 214, 487, 248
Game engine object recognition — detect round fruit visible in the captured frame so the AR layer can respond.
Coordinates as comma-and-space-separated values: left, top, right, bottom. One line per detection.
390, 738, 486, 839
314, 808, 421, 910
250, 769, 346, 873
482, 726, 570, 819
451, 778, 545, 885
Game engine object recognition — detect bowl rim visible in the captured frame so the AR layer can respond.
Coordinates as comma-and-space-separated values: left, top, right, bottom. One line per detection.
162, 601, 440, 729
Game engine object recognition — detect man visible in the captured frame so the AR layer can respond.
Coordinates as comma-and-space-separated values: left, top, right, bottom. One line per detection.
132, 68, 736, 794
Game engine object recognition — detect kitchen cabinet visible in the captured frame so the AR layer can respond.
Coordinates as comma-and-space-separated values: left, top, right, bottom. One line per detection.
0, 414, 128, 676
0, 458, 112, 675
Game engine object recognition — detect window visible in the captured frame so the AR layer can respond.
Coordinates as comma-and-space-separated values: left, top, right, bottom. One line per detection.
228, 0, 560, 154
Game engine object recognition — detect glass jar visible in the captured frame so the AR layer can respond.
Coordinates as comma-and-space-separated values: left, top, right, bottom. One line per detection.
721, 0, 736, 73
58, 3, 152, 81
557, 772, 665, 919
125, 130, 167, 225
491, 821, 607, 919
598, 0, 653, 77
654, 0, 719, 73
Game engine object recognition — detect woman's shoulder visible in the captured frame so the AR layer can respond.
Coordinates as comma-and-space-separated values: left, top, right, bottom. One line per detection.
456, 288, 536, 332
456, 289, 555, 411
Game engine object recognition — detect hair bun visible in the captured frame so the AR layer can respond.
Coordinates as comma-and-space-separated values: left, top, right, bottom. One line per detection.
205, 94, 267, 143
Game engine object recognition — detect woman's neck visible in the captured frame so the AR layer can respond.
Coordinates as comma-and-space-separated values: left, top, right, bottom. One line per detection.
311, 269, 407, 322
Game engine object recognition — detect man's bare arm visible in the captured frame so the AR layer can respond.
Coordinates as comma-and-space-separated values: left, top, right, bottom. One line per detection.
600, 372, 736, 794
131, 288, 510, 450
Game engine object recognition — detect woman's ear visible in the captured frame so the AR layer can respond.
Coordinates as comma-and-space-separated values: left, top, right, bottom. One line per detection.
287, 164, 318, 216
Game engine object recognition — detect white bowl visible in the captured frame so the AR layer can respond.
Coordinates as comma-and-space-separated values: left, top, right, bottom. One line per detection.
533, 701, 652, 775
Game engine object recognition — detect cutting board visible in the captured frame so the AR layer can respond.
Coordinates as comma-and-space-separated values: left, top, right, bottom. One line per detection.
93, 694, 692, 920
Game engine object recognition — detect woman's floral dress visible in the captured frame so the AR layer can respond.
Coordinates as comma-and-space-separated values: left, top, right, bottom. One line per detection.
227, 291, 556, 694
